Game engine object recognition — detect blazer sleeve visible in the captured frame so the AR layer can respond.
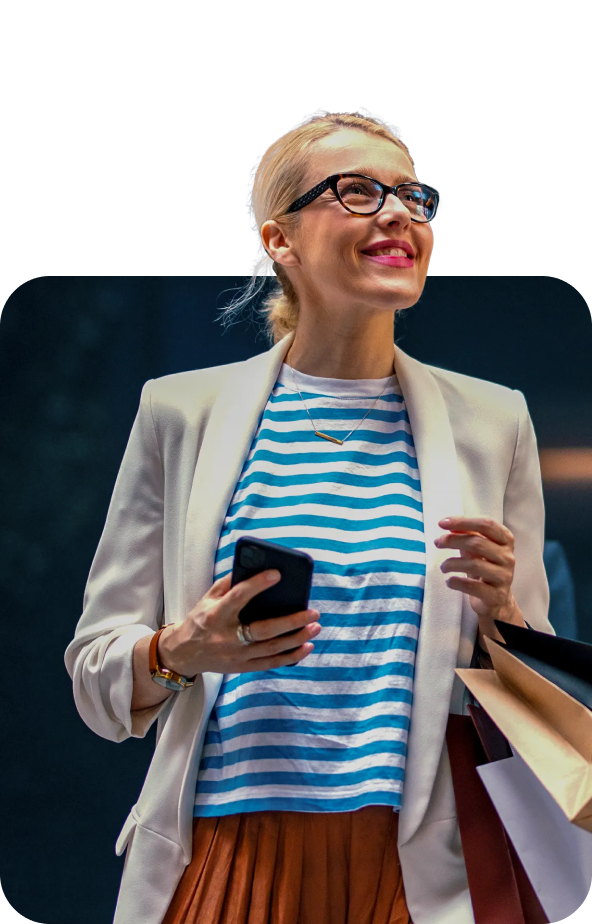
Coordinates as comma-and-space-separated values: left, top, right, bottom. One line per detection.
503, 389, 553, 634
64, 380, 172, 742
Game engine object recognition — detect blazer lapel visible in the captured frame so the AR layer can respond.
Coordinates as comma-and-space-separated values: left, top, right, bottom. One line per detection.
183, 333, 295, 619
182, 334, 464, 848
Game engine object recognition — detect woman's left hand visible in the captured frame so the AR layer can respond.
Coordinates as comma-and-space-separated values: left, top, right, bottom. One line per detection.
434, 516, 527, 644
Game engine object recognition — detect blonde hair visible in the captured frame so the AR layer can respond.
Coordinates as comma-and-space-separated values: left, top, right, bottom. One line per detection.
218, 111, 413, 344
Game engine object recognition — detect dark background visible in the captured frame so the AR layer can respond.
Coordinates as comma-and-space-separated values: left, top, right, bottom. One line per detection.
1, 276, 591, 924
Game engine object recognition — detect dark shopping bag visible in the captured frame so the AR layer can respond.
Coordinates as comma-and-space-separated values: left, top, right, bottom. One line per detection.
493, 619, 592, 710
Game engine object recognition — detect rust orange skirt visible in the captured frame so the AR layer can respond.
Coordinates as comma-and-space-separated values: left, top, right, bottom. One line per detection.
162, 806, 411, 924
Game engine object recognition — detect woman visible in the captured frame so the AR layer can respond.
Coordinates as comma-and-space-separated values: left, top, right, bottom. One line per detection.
65, 112, 552, 924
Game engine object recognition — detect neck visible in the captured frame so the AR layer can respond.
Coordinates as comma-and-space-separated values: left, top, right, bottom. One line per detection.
284, 308, 397, 380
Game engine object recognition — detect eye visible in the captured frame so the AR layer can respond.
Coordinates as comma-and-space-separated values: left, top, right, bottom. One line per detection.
351, 183, 367, 194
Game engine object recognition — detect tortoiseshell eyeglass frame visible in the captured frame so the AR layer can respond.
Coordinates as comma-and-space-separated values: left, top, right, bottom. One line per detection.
284, 173, 439, 223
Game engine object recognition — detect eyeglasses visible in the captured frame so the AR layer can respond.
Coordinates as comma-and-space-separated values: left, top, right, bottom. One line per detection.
285, 173, 439, 223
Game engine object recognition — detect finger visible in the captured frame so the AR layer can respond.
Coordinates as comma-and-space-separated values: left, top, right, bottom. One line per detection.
204, 571, 232, 600
253, 625, 321, 658
222, 568, 281, 639
212, 571, 232, 593
240, 641, 316, 672
439, 517, 514, 547
444, 575, 504, 606
435, 534, 509, 565
227, 568, 281, 609
257, 610, 320, 641
440, 556, 508, 586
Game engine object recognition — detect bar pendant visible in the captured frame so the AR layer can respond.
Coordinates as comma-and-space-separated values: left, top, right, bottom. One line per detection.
315, 431, 343, 445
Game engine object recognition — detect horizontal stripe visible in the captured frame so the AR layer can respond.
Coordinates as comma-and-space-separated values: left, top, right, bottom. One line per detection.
228, 491, 423, 515
202, 736, 406, 760
199, 766, 404, 794
224, 513, 424, 535
216, 684, 410, 731
215, 535, 426, 566
234, 470, 420, 490
194, 792, 402, 815
243, 446, 417, 469
262, 406, 409, 424
204, 708, 409, 741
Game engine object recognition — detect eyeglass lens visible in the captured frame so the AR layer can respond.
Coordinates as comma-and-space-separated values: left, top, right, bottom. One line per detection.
336, 177, 435, 222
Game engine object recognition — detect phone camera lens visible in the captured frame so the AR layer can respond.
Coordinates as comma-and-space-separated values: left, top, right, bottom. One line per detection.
240, 545, 266, 569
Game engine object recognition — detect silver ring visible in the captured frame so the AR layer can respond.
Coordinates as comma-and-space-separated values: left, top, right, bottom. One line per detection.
237, 623, 253, 646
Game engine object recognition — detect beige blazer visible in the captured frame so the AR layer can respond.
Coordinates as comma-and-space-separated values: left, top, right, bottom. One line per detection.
65, 331, 553, 924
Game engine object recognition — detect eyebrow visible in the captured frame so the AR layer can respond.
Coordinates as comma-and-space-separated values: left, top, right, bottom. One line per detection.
342, 169, 418, 184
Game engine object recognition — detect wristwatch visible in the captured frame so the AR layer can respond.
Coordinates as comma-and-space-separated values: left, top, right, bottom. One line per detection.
149, 625, 194, 691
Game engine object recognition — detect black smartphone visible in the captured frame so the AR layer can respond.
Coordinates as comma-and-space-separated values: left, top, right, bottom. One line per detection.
231, 536, 314, 626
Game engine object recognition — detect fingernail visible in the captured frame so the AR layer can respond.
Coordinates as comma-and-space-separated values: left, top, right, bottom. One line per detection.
267, 570, 281, 582
440, 518, 451, 526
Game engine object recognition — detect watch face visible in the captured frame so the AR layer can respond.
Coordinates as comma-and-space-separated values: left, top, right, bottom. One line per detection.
152, 674, 184, 691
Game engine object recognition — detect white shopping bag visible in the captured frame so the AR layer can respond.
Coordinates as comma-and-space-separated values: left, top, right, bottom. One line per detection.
478, 750, 592, 922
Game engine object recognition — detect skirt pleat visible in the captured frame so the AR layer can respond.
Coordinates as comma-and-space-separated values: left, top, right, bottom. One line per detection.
162, 807, 411, 924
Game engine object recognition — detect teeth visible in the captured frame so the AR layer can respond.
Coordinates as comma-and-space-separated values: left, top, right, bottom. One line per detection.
371, 248, 410, 257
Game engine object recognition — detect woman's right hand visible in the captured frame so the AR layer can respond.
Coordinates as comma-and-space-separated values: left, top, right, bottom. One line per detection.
159, 570, 321, 677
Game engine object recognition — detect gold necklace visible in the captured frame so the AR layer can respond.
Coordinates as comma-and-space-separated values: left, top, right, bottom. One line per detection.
288, 362, 393, 445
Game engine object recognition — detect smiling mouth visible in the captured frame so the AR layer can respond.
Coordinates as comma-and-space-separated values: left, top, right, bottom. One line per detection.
362, 247, 413, 259
360, 248, 415, 266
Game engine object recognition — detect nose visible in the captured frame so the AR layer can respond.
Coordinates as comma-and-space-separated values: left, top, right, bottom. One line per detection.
378, 192, 411, 223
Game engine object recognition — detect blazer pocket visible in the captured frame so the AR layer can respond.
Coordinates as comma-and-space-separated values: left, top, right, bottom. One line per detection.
115, 805, 140, 857
113, 819, 187, 924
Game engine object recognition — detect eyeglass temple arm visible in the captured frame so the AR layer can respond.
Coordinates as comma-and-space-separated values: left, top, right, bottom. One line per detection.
285, 178, 331, 214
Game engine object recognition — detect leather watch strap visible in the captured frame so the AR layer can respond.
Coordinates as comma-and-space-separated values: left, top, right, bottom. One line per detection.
149, 625, 194, 689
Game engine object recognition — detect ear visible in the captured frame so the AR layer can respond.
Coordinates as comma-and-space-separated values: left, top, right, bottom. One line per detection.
260, 219, 300, 268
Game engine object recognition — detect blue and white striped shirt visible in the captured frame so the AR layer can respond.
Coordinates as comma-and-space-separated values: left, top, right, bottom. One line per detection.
194, 363, 425, 815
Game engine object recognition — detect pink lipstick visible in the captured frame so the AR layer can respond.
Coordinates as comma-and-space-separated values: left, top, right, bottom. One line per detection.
363, 253, 414, 267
